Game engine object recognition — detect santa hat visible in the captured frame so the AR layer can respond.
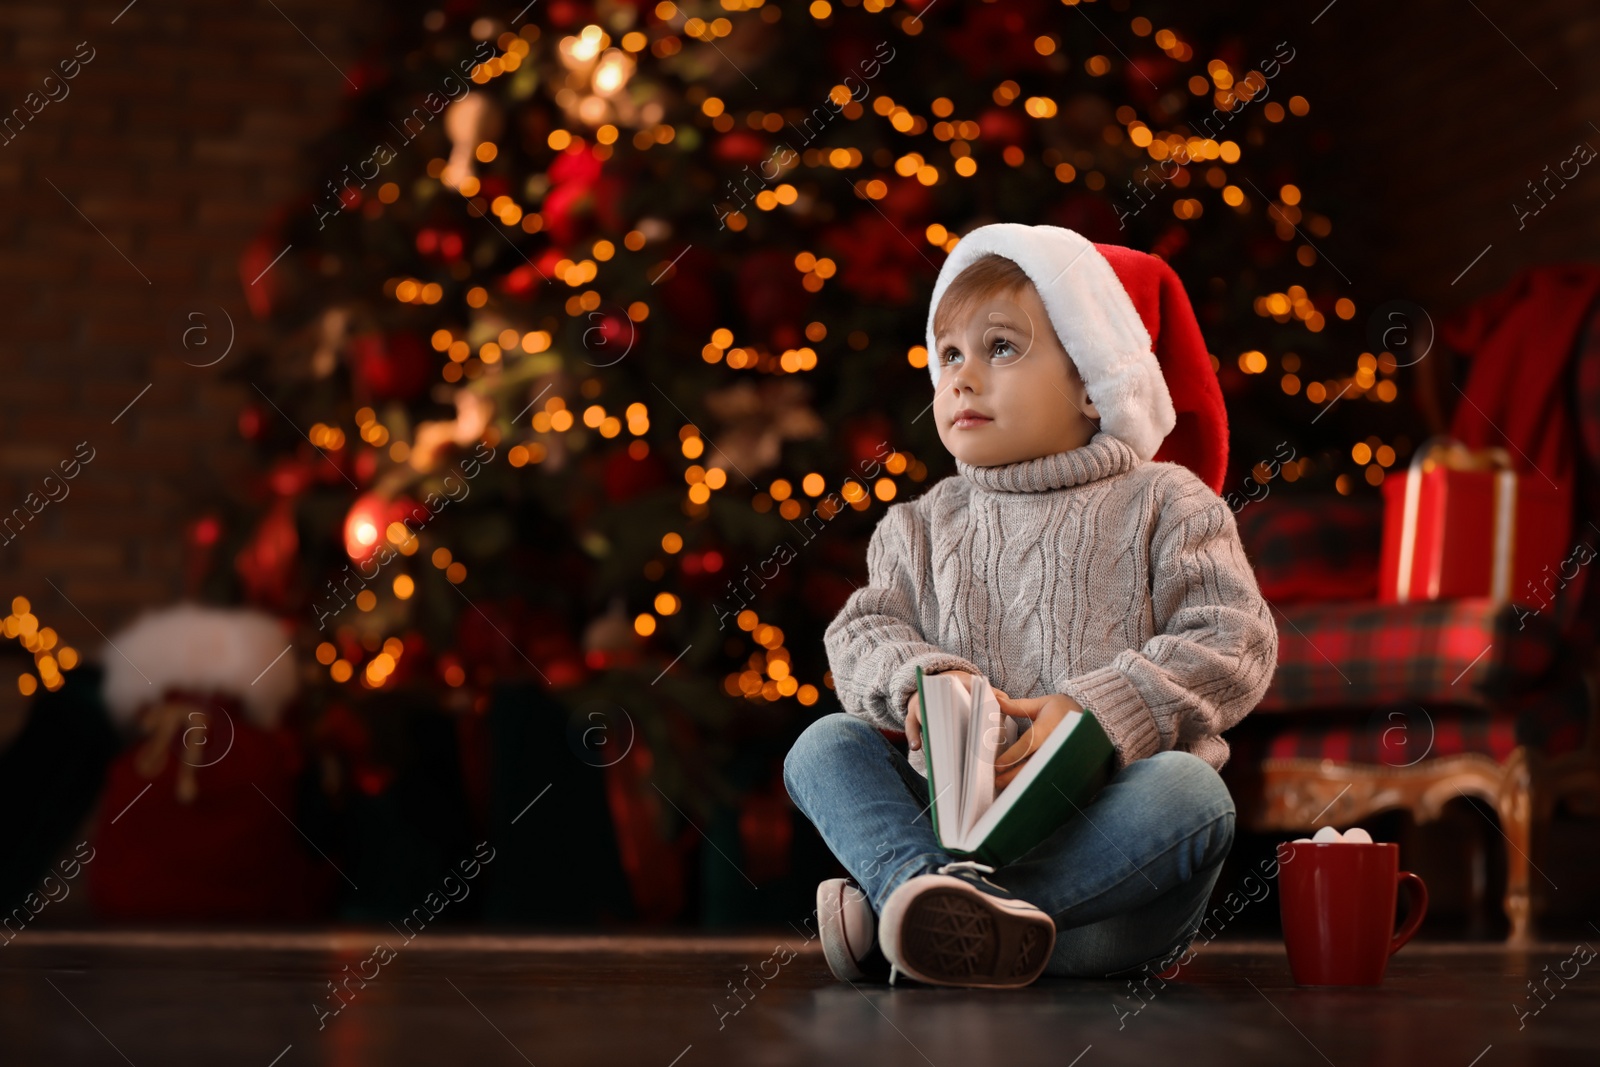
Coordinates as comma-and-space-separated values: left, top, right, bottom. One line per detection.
924, 223, 1229, 494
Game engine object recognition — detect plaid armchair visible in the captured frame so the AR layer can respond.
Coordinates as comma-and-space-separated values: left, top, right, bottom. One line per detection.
1223, 304, 1600, 944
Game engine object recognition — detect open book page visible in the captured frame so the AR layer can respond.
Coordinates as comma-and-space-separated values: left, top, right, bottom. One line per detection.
921, 672, 966, 842
950, 680, 970, 818
919, 668, 1042, 853
964, 709, 1085, 845
956, 677, 1012, 842
955, 676, 982, 837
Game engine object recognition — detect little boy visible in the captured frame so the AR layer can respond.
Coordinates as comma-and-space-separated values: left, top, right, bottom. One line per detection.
784, 223, 1279, 988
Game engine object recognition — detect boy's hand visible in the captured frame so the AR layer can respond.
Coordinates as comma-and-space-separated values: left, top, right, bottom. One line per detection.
993, 692, 1082, 791
905, 670, 977, 751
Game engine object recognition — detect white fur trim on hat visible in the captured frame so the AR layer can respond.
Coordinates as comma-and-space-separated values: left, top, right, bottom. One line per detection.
101, 603, 297, 730
924, 223, 1177, 460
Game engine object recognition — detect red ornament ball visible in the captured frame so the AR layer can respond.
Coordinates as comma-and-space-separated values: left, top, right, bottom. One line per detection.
347, 332, 433, 401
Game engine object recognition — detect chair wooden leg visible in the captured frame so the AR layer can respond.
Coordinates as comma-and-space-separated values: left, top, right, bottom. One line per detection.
1497, 750, 1534, 945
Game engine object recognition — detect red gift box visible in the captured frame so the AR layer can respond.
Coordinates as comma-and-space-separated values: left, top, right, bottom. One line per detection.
1379, 437, 1571, 605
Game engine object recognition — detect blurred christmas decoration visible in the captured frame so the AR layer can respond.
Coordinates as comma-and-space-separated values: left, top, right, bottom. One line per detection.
5, 596, 79, 696
702, 378, 826, 477
234, 496, 300, 611
441, 92, 505, 192
89, 603, 331, 921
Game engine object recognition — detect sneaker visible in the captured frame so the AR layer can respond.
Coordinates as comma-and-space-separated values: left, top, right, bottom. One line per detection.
878, 860, 1055, 988
816, 878, 891, 982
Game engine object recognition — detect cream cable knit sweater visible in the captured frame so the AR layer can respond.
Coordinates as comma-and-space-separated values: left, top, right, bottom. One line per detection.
823, 431, 1278, 778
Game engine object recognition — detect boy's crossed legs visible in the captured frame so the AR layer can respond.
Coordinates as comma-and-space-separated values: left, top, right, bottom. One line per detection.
783, 711, 1236, 982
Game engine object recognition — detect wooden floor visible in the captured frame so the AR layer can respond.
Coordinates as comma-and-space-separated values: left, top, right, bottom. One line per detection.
3, 931, 1597, 1065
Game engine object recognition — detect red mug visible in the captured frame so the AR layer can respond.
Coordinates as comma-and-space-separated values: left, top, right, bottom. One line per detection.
1275, 840, 1428, 986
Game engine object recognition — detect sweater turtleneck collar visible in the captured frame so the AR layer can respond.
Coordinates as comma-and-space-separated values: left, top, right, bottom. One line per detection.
955, 431, 1140, 493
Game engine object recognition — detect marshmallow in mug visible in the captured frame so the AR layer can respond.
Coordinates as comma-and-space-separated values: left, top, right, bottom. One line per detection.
1291, 826, 1375, 844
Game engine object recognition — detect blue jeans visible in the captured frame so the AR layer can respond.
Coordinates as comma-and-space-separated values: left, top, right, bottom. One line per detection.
782, 712, 1236, 978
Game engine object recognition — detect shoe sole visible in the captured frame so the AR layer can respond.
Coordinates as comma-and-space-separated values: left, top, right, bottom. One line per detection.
817, 879, 868, 983
883, 877, 1055, 988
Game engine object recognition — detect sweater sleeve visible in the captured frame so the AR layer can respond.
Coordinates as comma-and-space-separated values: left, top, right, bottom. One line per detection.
823, 502, 983, 732
1053, 478, 1279, 769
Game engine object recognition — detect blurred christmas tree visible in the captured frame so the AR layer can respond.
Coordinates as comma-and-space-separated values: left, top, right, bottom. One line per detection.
212, 0, 1407, 915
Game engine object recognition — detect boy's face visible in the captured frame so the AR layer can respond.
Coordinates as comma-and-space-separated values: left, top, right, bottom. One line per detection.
932, 281, 1101, 467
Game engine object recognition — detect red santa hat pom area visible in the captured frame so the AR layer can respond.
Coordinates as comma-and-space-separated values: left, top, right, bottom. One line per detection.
923, 223, 1229, 494
101, 602, 297, 731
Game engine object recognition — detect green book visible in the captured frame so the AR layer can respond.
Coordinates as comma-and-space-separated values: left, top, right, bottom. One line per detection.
915, 665, 1115, 868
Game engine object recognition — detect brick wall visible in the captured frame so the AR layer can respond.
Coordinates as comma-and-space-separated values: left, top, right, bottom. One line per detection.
1311, 0, 1600, 310
0, 0, 379, 653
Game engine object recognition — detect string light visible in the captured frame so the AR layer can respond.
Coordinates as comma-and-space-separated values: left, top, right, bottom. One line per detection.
6, 596, 76, 695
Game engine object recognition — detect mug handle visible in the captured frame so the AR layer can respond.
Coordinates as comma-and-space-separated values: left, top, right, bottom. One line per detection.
1389, 871, 1428, 956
